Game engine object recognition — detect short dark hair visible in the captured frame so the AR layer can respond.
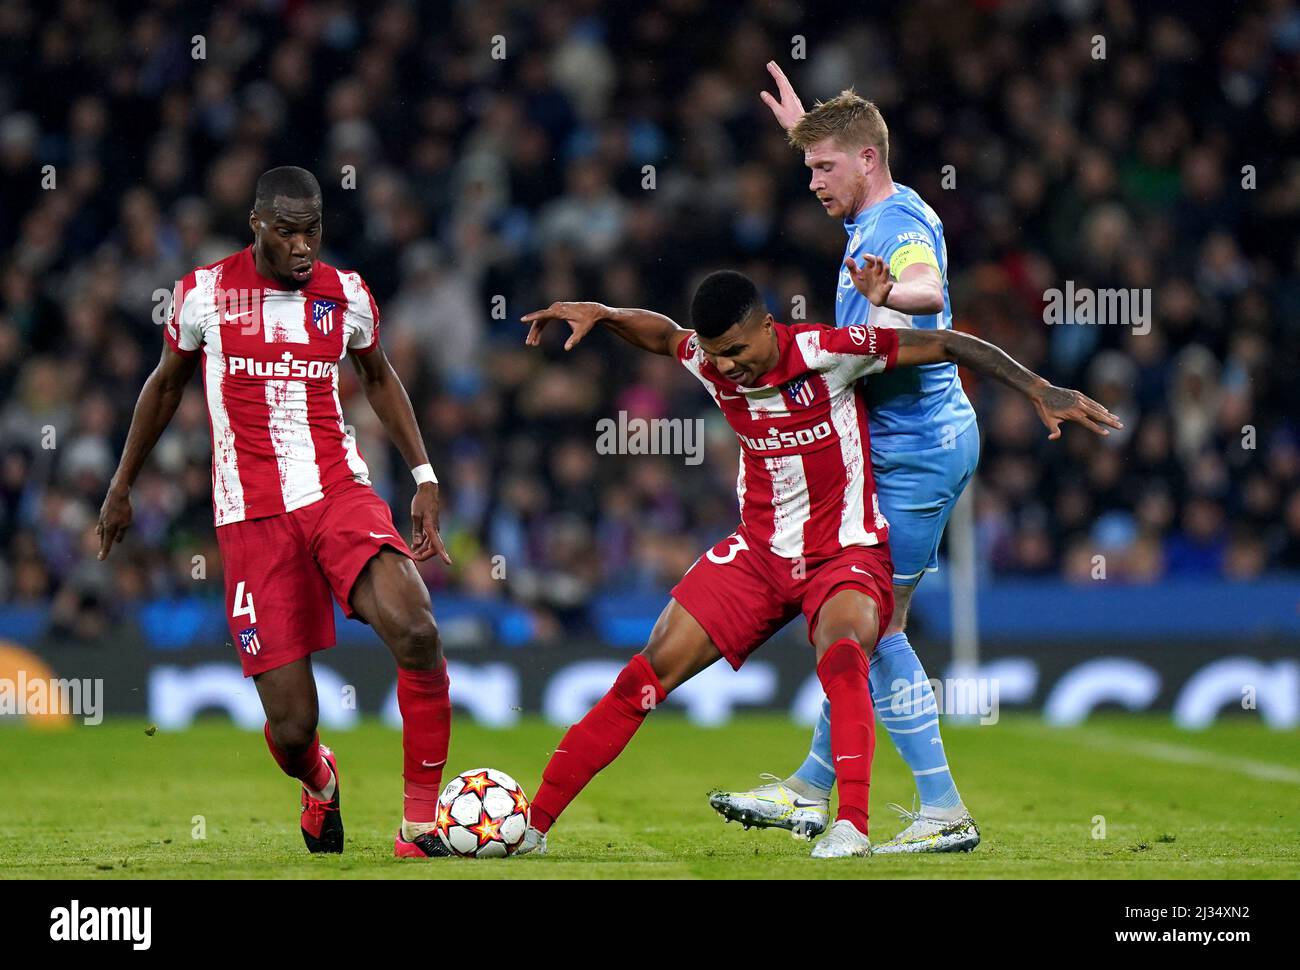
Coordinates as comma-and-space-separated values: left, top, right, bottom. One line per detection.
690, 270, 762, 339
254, 166, 321, 211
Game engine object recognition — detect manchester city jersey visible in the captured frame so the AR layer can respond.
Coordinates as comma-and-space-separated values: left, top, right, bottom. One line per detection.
836, 183, 976, 450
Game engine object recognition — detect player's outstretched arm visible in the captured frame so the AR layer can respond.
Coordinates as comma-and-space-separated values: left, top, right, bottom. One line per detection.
761, 61, 806, 131
895, 329, 1124, 440
350, 345, 451, 564
521, 302, 689, 357
97, 342, 200, 560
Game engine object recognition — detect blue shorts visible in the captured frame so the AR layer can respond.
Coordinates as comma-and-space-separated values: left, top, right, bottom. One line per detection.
872, 421, 980, 586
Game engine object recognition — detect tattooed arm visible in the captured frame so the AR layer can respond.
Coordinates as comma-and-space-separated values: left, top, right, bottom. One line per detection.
894, 329, 1123, 440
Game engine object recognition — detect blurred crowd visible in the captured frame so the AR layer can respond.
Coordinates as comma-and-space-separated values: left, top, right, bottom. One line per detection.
2, 0, 1299, 641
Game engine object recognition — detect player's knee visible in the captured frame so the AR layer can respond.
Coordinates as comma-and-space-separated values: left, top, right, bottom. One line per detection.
816, 616, 879, 655
392, 611, 442, 670
268, 713, 317, 755
817, 628, 869, 657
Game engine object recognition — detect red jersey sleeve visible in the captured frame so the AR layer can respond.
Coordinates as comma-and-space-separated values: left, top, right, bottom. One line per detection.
344, 272, 381, 355
675, 330, 700, 364
163, 273, 203, 357
814, 323, 899, 374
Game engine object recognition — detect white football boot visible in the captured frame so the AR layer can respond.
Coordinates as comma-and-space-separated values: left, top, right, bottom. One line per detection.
810, 819, 872, 858
513, 825, 548, 857
708, 773, 830, 839
872, 802, 981, 854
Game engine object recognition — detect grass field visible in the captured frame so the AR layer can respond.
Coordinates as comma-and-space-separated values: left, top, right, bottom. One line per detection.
3, 713, 1298, 879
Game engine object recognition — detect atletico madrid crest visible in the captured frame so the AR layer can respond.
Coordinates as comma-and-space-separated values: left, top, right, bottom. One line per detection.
311, 299, 337, 336
784, 377, 815, 407
237, 626, 262, 656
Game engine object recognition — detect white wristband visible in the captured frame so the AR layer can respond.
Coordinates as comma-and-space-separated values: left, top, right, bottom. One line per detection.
412, 463, 438, 485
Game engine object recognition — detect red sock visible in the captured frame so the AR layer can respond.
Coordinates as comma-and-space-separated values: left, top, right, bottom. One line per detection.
397, 661, 451, 824
817, 638, 875, 835
531, 654, 666, 832
263, 722, 332, 792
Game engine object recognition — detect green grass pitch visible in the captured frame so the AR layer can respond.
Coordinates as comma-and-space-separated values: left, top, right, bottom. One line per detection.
2, 714, 1297, 879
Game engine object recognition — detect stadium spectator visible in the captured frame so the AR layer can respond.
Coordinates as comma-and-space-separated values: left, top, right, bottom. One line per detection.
0, 0, 1296, 639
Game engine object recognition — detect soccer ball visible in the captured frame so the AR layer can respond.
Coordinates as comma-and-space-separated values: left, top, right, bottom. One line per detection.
435, 768, 531, 858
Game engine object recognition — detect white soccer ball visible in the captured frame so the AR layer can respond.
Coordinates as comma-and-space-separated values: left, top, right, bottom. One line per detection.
435, 768, 531, 858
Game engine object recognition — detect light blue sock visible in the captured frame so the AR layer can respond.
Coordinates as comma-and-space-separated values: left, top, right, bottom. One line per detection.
791, 697, 836, 793
792, 632, 962, 811
869, 631, 961, 811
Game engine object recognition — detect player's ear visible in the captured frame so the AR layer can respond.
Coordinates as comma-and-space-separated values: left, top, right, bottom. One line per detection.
248, 210, 259, 237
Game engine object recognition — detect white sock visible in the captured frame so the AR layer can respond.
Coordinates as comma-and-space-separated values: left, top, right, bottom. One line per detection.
921, 801, 966, 823
784, 775, 832, 800
306, 767, 336, 802
401, 818, 438, 841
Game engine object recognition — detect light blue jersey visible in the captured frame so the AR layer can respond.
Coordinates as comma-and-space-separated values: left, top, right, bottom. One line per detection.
790, 184, 977, 815
836, 183, 976, 452
834, 183, 980, 584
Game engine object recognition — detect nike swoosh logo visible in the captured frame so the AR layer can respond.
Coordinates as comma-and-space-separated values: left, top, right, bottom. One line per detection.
224, 311, 254, 321
718, 392, 742, 400
849, 565, 871, 575
421, 759, 446, 768
792, 798, 823, 808
370, 532, 395, 539
836, 754, 862, 762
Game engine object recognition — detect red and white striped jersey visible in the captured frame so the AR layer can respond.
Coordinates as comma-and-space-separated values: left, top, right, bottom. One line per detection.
163, 246, 379, 527
676, 321, 900, 559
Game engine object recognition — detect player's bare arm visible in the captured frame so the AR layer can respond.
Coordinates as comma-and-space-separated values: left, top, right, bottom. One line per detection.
844, 255, 945, 315
96, 341, 200, 560
350, 345, 451, 564
893, 328, 1123, 440
521, 302, 689, 357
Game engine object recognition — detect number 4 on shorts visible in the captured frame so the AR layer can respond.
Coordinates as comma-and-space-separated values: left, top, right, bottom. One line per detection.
233, 580, 258, 624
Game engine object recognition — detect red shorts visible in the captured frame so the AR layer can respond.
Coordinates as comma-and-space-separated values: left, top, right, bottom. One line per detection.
670, 530, 894, 670
215, 479, 413, 676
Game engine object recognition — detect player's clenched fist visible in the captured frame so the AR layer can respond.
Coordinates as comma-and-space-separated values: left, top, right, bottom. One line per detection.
95, 485, 132, 560
521, 302, 609, 351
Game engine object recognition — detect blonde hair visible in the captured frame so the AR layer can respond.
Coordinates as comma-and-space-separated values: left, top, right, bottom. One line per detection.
788, 89, 889, 165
